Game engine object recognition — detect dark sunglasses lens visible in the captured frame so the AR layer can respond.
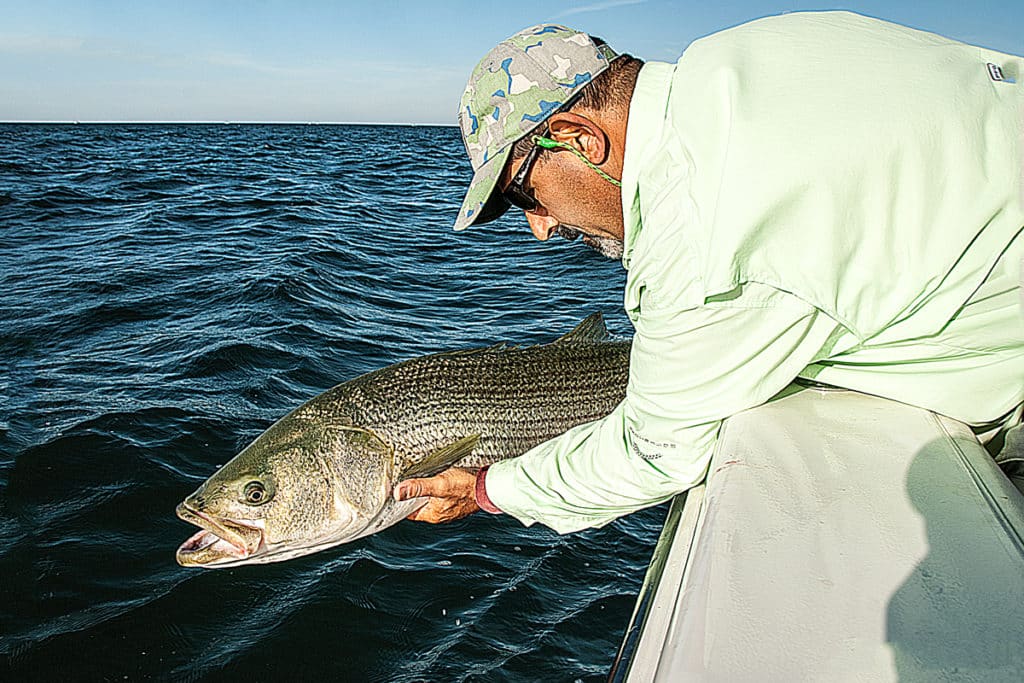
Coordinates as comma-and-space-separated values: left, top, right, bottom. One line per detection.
504, 185, 537, 212
502, 141, 543, 212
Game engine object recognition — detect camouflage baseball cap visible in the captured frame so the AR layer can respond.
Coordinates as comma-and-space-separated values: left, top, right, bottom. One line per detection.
454, 24, 618, 231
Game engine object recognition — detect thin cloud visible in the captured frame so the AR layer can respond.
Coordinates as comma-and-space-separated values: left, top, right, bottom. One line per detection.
201, 52, 331, 78
556, 0, 647, 18
0, 34, 85, 54
201, 52, 461, 84
0, 33, 154, 63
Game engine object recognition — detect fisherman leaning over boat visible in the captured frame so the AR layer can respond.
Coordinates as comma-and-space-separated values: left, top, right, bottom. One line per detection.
396, 11, 1024, 532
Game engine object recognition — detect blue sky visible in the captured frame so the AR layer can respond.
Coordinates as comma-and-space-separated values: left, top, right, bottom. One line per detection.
2, 0, 1022, 123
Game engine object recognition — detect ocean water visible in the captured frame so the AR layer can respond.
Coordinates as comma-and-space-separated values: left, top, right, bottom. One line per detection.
0, 124, 665, 681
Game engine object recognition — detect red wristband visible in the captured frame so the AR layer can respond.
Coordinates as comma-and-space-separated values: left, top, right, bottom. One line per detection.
475, 466, 501, 514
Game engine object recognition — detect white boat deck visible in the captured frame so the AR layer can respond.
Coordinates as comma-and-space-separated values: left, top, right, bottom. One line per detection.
611, 386, 1024, 681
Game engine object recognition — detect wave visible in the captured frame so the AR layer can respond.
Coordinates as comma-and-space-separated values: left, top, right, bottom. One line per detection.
0, 123, 642, 682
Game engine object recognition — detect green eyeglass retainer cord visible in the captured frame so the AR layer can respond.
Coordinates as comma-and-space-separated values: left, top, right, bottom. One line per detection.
531, 135, 622, 188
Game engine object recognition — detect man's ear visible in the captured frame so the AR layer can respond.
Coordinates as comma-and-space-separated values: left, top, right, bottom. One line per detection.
546, 112, 609, 165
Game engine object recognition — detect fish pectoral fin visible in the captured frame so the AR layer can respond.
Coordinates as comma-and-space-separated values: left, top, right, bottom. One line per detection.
400, 434, 481, 480
551, 312, 609, 344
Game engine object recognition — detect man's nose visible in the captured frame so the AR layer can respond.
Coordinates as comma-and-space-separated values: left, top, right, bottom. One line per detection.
525, 211, 559, 241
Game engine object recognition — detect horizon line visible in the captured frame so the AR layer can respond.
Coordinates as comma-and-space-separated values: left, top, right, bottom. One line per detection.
0, 120, 459, 127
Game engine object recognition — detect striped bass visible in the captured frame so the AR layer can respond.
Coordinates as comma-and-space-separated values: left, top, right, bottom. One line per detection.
175, 313, 629, 568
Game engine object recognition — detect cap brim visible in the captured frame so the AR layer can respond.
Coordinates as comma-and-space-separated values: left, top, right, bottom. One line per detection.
453, 145, 512, 231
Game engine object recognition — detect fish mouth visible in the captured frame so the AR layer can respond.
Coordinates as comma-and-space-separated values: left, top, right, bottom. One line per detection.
175, 503, 265, 567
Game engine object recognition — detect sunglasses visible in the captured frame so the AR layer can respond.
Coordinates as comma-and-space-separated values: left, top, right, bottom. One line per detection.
502, 136, 546, 213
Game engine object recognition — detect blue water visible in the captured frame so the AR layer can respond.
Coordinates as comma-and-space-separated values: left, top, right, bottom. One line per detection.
0, 124, 664, 681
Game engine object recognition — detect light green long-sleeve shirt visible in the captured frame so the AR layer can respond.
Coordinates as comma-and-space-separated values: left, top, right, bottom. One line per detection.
486, 11, 1024, 534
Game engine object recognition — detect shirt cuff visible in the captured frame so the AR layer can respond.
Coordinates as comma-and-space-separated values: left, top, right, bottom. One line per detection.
474, 466, 502, 514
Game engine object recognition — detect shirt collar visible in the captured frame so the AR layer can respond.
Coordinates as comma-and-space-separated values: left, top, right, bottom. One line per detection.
619, 61, 676, 270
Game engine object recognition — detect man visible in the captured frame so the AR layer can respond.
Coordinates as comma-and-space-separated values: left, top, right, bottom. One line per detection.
396, 11, 1024, 532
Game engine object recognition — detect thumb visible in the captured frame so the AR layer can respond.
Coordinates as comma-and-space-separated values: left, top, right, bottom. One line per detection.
394, 476, 439, 501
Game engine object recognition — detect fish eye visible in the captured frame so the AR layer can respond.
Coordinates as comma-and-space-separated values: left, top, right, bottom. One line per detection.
243, 481, 272, 505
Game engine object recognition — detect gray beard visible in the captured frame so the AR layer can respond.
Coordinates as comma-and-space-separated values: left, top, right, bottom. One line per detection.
557, 225, 624, 260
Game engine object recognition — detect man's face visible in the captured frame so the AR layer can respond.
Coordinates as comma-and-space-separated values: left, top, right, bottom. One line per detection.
500, 139, 625, 260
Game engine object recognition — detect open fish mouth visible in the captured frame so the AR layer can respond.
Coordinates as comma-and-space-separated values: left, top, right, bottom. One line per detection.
175, 503, 264, 567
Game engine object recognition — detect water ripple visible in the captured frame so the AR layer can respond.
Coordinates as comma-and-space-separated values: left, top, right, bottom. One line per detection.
0, 123, 660, 682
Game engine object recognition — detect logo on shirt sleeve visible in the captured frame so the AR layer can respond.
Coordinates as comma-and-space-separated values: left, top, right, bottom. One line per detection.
987, 63, 1017, 84
627, 426, 677, 461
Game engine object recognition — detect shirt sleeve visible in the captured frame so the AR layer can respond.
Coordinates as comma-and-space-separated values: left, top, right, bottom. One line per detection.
483, 283, 843, 533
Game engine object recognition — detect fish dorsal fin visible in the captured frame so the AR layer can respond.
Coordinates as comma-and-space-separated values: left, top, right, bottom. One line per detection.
553, 312, 609, 344
400, 434, 481, 480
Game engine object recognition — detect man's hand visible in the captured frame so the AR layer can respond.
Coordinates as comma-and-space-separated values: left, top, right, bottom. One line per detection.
394, 467, 479, 523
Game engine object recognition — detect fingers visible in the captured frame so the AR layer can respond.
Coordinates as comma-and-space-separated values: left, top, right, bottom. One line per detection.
394, 468, 481, 524
407, 497, 479, 524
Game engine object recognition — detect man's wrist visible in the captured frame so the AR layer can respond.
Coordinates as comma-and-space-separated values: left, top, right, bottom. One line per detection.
474, 466, 502, 514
